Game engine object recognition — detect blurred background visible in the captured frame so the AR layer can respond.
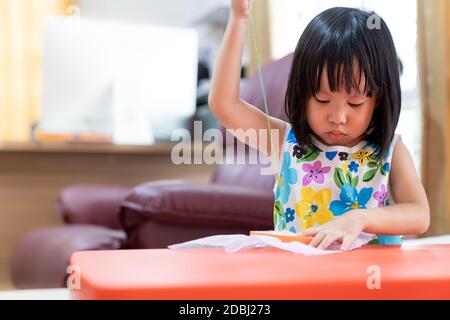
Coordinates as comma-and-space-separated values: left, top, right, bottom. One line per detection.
0, 0, 448, 292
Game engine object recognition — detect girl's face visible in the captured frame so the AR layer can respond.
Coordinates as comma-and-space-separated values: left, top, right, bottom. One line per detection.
306, 68, 377, 148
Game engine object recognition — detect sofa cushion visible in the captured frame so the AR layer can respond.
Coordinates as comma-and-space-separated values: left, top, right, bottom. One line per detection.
126, 220, 258, 249
120, 180, 274, 234
11, 225, 126, 289
57, 185, 130, 230
210, 159, 276, 190
240, 53, 292, 121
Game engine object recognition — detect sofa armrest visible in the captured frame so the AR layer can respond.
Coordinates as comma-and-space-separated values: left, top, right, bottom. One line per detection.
11, 225, 126, 289
120, 181, 274, 233
57, 185, 130, 230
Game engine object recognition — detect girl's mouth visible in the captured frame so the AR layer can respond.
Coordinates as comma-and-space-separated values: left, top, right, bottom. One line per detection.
327, 131, 346, 140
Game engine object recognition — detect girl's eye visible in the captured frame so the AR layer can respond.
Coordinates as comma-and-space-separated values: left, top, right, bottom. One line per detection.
348, 102, 365, 108
315, 97, 329, 104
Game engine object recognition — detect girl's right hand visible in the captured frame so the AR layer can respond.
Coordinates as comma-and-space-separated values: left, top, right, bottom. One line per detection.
231, 0, 251, 20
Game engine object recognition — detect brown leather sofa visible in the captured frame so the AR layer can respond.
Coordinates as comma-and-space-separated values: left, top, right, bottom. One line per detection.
11, 53, 293, 289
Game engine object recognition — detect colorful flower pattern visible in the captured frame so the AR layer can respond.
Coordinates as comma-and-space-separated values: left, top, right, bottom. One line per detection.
301, 161, 331, 186
330, 184, 373, 216
275, 152, 298, 204
295, 187, 334, 230
373, 184, 389, 208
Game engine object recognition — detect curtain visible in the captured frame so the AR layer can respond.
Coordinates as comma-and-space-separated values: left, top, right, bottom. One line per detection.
247, 0, 273, 77
0, 0, 73, 142
418, 0, 450, 235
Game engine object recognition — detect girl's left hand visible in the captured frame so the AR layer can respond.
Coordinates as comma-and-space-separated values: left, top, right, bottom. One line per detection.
301, 210, 369, 251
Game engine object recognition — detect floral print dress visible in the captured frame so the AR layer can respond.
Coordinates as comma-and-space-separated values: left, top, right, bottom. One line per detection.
273, 123, 402, 245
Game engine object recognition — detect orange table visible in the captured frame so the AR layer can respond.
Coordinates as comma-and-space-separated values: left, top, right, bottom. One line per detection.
69, 245, 450, 300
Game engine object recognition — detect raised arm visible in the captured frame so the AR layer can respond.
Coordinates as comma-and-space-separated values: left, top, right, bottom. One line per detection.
208, 0, 287, 163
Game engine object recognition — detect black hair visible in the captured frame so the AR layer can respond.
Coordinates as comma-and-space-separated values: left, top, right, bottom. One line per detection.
284, 7, 401, 163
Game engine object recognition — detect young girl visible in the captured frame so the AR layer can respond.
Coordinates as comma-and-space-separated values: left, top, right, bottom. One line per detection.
208, 1, 430, 250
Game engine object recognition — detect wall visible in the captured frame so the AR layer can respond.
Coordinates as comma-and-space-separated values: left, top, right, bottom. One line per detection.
78, 0, 229, 27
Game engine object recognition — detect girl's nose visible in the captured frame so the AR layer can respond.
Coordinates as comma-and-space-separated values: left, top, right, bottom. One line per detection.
328, 105, 347, 125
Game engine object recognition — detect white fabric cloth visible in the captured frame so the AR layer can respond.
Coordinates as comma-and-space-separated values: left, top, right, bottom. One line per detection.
168, 232, 376, 256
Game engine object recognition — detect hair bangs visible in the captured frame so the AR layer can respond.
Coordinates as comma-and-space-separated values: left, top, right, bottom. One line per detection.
308, 31, 379, 99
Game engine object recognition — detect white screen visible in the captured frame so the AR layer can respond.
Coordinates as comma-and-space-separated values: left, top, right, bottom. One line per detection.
41, 17, 198, 141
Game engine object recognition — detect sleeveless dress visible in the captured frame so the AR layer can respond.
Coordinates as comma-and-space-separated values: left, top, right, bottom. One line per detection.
273, 123, 402, 245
